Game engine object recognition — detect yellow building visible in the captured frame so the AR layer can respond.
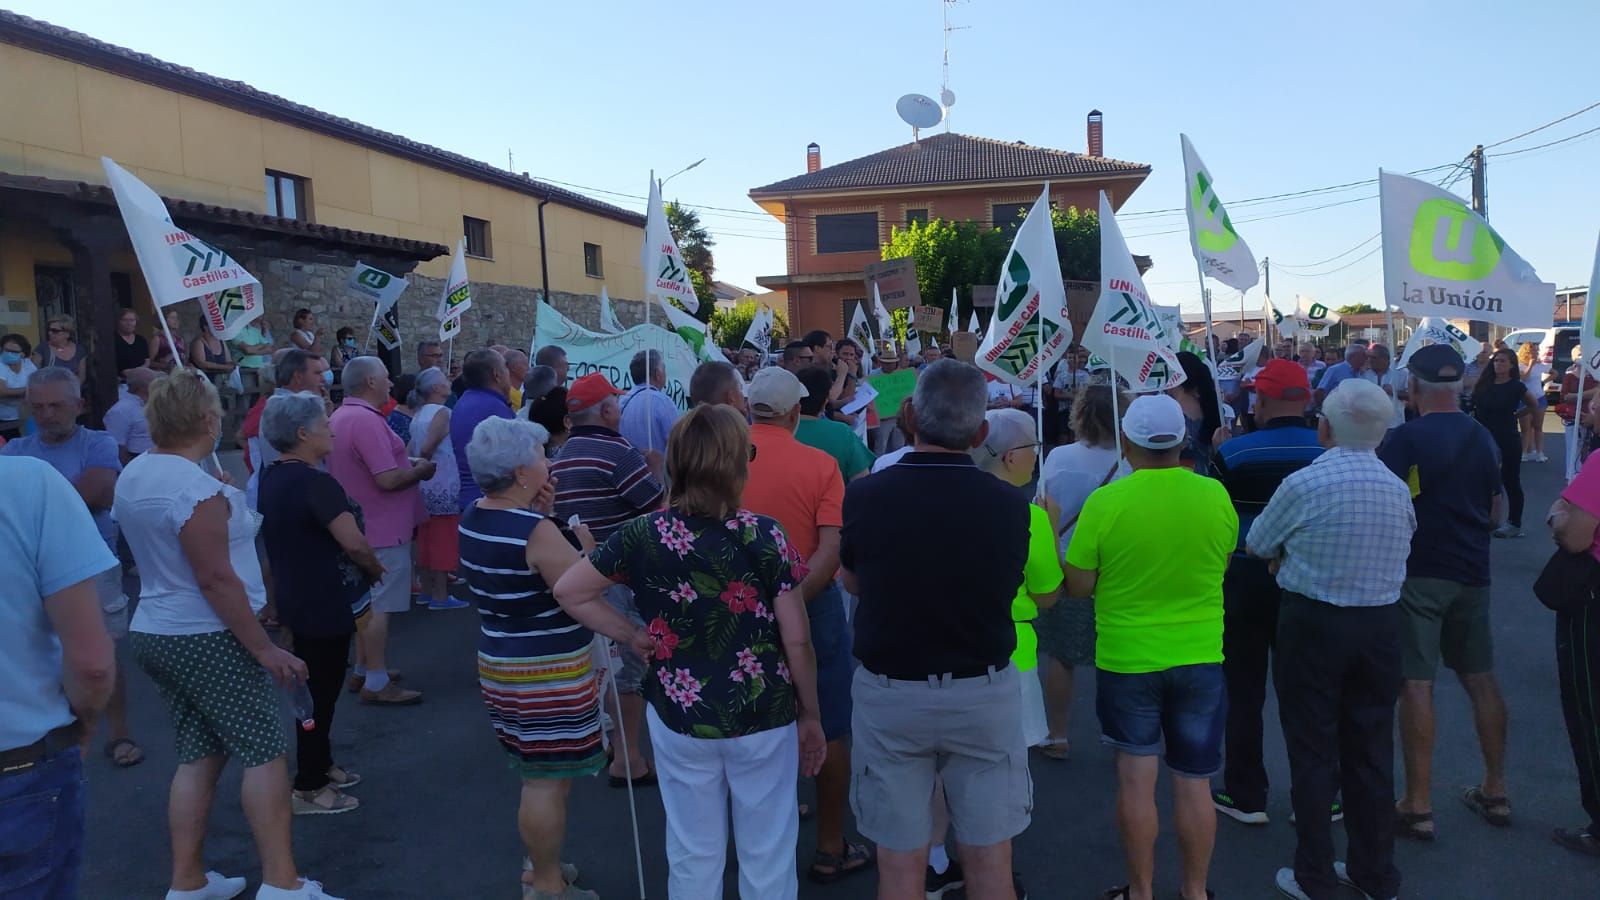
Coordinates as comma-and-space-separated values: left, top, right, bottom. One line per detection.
0, 10, 644, 417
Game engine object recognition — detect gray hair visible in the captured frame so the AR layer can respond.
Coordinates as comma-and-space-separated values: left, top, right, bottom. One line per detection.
261, 391, 326, 452
972, 408, 1035, 475
466, 417, 550, 495
913, 360, 987, 450
1346, 343, 1368, 360
341, 355, 387, 395
1322, 378, 1392, 450
1411, 375, 1462, 399
409, 366, 449, 408
27, 365, 79, 395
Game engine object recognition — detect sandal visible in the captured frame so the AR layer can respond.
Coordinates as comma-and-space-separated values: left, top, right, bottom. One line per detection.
522, 857, 579, 884
326, 765, 361, 789
104, 737, 144, 768
291, 785, 360, 815
807, 840, 874, 883
1394, 807, 1436, 842
1461, 785, 1512, 827
607, 764, 657, 789
1035, 738, 1070, 761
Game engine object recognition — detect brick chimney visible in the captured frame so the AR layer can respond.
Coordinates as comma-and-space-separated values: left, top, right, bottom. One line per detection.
806, 142, 821, 173
1087, 110, 1104, 157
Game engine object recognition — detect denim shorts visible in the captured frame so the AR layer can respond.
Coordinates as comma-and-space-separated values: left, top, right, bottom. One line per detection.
0, 745, 86, 899
1095, 663, 1227, 777
809, 585, 853, 741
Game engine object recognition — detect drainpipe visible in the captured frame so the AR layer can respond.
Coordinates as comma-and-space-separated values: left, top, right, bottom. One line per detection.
537, 192, 553, 307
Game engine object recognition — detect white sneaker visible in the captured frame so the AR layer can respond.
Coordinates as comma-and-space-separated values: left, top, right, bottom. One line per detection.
1537, 452, 1549, 462
255, 878, 342, 900
1333, 861, 1396, 900
166, 871, 247, 900
1274, 868, 1312, 900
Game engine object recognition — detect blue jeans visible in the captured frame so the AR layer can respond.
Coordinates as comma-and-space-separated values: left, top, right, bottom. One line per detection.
809, 586, 854, 742
0, 745, 86, 899
1096, 663, 1227, 777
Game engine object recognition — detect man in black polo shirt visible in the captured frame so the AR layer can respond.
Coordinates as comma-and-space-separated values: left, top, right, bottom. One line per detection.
842, 359, 1030, 900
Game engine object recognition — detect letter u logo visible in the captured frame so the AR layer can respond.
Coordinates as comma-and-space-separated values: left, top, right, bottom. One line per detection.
1408, 198, 1503, 281
358, 270, 390, 290
1191, 172, 1239, 253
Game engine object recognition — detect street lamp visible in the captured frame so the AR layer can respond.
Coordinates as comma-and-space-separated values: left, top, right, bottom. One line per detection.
659, 157, 706, 188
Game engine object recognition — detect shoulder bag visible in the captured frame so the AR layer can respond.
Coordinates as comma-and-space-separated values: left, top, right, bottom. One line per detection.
1533, 547, 1600, 613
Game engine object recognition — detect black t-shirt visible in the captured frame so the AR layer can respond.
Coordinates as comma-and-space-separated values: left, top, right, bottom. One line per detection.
1379, 412, 1502, 587
115, 334, 149, 374
842, 452, 1028, 679
1472, 378, 1525, 439
258, 460, 371, 637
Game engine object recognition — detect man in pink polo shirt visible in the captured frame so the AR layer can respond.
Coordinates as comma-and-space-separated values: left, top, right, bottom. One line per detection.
328, 357, 436, 705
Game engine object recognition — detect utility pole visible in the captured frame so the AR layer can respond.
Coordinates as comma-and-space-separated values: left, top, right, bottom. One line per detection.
1469, 144, 1487, 218
1263, 257, 1270, 298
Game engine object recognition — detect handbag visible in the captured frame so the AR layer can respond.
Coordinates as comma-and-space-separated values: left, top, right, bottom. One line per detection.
1533, 547, 1600, 613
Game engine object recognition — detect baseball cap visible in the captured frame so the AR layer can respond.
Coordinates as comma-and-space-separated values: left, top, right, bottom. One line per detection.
1122, 394, 1188, 450
746, 366, 808, 416
1253, 358, 1311, 401
565, 372, 624, 412
1407, 344, 1466, 383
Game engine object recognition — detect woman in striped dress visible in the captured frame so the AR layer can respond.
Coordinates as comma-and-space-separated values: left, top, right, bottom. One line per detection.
459, 416, 651, 900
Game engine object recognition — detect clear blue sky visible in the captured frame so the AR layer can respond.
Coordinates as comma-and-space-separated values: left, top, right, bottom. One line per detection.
16, 0, 1597, 317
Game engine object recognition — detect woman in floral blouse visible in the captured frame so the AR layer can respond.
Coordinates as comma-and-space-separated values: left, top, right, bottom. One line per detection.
554, 404, 826, 900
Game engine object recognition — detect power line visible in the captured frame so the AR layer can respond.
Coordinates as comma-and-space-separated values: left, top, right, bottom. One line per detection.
1273, 233, 1380, 270
1483, 100, 1600, 149
1490, 123, 1600, 159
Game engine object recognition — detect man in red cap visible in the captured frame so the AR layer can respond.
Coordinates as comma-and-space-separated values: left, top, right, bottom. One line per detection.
1209, 359, 1327, 826
550, 372, 665, 787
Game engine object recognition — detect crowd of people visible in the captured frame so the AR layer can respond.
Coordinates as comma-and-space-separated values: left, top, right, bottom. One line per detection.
4, 307, 1600, 900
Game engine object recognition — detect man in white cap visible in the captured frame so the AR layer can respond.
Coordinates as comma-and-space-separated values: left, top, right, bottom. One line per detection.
1064, 393, 1237, 900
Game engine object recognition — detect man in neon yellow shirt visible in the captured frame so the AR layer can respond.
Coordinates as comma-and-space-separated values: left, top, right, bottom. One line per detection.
1065, 393, 1236, 900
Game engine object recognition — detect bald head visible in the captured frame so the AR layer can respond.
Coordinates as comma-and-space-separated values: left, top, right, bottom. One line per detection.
124, 366, 158, 397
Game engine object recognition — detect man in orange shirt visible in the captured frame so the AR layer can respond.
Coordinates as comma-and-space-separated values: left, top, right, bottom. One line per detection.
741, 367, 874, 884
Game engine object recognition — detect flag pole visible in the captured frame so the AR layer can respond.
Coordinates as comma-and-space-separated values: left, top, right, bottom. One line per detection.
162, 307, 226, 476
362, 300, 379, 354
1109, 345, 1124, 464
1571, 364, 1588, 483
1035, 359, 1046, 496
1192, 261, 1228, 421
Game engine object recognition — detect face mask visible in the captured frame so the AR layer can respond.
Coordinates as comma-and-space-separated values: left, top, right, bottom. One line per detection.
0, 351, 20, 365
342, 339, 356, 349
322, 369, 334, 388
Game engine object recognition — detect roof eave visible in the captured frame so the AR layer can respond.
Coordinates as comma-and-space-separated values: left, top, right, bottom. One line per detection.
748, 168, 1152, 201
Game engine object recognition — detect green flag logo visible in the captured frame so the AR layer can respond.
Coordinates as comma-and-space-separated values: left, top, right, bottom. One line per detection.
357, 269, 391, 290
659, 255, 685, 283
1408, 198, 1504, 281
996, 253, 1033, 321
1191, 171, 1240, 253
216, 287, 247, 319
1306, 302, 1330, 320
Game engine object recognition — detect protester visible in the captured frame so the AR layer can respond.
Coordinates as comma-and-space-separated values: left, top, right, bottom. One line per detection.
551, 372, 665, 788
150, 308, 186, 374
1209, 360, 1323, 825
1314, 345, 1375, 406
259, 392, 384, 815
1296, 343, 1326, 386
244, 349, 329, 510
1245, 379, 1415, 900
1368, 344, 1408, 433
533, 345, 569, 385
782, 340, 816, 372
741, 366, 873, 884
113, 309, 151, 378
869, 397, 917, 472
1547, 425, 1600, 859
3, 367, 142, 767
1170, 350, 1224, 474
1037, 385, 1126, 760
116, 371, 338, 900
1048, 346, 1093, 445
105, 365, 157, 463
290, 308, 325, 356
1379, 345, 1510, 842
0, 332, 36, 440
0, 456, 116, 899
407, 368, 464, 610
1472, 347, 1540, 538
189, 316, 237, 376
1064, 392, 1235, 900
554, 404, 825, 900
619, 349, 679, 466
527, 387, 571, 454
1557, 347, 1598, 481
417, 340, 445, 374
231, 316, 274, 374
795, 366, 874, 481
843, 359, 1032, 900
455, 417, 613, 900
330, 327, 358, 370
328, 357, 434, 706
1517, 340, 1550, 462
502, 349, 529, 410
38, 314, 87, 381
688, 359, 749, 415
521, 364, 560, 412
449, 348, 515, 509
386, 373, 417, 446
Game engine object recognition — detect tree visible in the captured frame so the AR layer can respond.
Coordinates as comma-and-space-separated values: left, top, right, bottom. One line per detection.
666, 201, 716, 322
710, 299, 788, 351
1335, 303, 1379, 315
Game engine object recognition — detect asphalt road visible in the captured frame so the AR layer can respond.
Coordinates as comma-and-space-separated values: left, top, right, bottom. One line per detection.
82, 421, 1599, 899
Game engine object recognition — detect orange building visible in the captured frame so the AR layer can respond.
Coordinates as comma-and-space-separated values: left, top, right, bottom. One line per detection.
748, 112, 1151, 338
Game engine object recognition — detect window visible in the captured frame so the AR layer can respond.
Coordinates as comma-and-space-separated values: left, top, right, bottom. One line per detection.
463, 216, 492, 258
815, 212, 879, 254
583, 243, 604, 278
264, 170, 309, 221
992, 202, 1030, 235
905, 208, 929, 227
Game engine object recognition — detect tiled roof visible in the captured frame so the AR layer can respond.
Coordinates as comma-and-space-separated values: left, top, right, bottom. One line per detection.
750, 133, 1150, 195
0, 173, 450, 260
0, 11, 645, 229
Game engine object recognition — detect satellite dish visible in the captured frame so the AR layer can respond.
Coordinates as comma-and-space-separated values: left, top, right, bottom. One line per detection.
940, 88, 956, 108
896, 93, 944, 138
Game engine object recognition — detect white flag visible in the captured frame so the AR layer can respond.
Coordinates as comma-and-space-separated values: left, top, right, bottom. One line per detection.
349, 262, 408, 314
1380, 170, 1553, 329
1581, 232, 1600, 379
1288, 295, 1341, 338
641, 175, 700, 315
847, 300, 873, 351
906, 329, 922, 358
968, 306, 980, 333
1181, 135, 1259, 293
1264, 294, 1294, 340
1083, 192, 1186, 393
949, 287, 962, 333
741, 305, 775, 351
435, 239, 471, 341
872, 283, 894, 340
598, 287, 625, 334
976, 185, 1073, 386
654, 291, 715, 362
1397, 316, 1482, 368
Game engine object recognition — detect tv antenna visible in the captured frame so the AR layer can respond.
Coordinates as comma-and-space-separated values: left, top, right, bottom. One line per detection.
941, 0, 968, 131
897, 94, 944, 141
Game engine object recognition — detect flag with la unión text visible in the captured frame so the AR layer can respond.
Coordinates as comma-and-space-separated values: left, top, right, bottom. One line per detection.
1380, 170, 1553, 329
975, 185, 1073, 386
1082, 192, 1185, 393
598, 287, 625, 334
435, 239, 471, 341
1397, 315, 1481, 368
1181, 135, 1259, 293
641, 175, 700, 315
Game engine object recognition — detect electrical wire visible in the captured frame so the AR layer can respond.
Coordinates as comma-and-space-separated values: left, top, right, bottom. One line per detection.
1273, 233, 1380, 270
1483, 100, 1600, 149
1490, 123, 1600, 159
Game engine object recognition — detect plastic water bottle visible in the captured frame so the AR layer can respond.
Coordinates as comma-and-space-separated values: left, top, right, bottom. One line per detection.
286, 677, 315, 732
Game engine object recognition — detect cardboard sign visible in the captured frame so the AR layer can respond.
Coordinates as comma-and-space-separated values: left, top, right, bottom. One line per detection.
971, 285, 997, 308
865, 257, 921, 310
912, 304, 944, 334
950, 331, 979, 362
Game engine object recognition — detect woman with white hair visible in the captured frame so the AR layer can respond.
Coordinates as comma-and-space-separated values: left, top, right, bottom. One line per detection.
459, 416, 631, 900
258, 392, 385, 816
408, 367, 464, 610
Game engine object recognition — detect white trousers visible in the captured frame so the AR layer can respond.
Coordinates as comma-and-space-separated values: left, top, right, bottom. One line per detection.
646, 706, 799, 900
